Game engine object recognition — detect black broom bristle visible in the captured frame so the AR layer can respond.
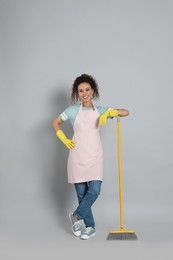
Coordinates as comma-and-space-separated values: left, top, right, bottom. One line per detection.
107, 232, 138, 240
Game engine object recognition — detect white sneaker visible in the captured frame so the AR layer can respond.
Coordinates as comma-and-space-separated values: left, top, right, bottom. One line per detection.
81, 227, 96, 240
69, 212, 82, 237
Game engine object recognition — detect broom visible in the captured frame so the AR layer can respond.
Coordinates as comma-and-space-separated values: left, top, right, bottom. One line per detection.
107, 116, 138, 240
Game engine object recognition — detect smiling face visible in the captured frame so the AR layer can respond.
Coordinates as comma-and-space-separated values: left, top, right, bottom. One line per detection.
77, 82, 94, 105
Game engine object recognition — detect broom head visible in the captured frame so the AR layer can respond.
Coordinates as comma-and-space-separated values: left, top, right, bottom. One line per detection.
107, 229, 138, 240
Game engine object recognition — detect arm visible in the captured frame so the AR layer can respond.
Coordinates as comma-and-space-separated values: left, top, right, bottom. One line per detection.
52, 115, 75, 150
99, 108, 129, 126
52, 115, 64, 132
116, 109, 129, 117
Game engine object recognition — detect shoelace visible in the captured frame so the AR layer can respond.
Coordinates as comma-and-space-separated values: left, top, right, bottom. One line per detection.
83, 227, 93, 234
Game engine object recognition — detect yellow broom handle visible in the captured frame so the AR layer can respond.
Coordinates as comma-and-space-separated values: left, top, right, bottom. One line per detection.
117, 117, 124, 230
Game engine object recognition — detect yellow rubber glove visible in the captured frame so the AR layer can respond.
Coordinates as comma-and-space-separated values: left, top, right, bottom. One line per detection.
99, 109, 119, 126
56, 130, 75, 150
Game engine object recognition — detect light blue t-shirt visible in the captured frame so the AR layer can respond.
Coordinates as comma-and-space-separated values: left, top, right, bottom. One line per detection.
60, 104, 112, 126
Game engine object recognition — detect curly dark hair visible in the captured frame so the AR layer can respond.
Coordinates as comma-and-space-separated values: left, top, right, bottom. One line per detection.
71, 74, 100, 103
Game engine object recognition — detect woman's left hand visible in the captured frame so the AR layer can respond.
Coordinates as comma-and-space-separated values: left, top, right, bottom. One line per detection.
99, 109, 119, 126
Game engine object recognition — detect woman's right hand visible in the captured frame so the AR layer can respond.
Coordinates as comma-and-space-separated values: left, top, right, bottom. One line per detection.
56, 130, 75, 150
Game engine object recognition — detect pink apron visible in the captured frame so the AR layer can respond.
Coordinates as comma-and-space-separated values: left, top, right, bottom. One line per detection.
67, 104, 103, 183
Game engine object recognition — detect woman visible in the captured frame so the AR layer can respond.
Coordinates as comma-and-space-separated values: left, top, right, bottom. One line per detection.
52, 74, 129, 240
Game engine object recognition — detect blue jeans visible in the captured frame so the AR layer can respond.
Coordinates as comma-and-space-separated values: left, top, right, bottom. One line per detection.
73, 180, 102, 228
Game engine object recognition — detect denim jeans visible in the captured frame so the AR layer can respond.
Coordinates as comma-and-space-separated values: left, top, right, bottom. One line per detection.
73, 180, 102, 228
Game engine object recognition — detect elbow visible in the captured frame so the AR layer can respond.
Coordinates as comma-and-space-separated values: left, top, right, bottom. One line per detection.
52, 120, 56, 129
52, 118, 62, 132
124, 110, 129, 117
117, 109, 129, 117
52, 119, 58, 131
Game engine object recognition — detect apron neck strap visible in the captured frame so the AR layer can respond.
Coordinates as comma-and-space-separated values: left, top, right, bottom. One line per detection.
80, 102, 96, 111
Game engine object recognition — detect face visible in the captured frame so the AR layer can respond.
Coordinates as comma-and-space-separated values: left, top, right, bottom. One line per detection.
77, 82, 94, 104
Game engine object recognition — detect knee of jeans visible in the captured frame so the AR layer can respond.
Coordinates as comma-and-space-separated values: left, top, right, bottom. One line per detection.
75, 183, 87, 201
88, 187, 101, 198
77, 191, 86, 201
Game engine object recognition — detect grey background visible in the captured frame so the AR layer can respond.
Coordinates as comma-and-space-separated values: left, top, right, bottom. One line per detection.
0, 0, 173, 259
